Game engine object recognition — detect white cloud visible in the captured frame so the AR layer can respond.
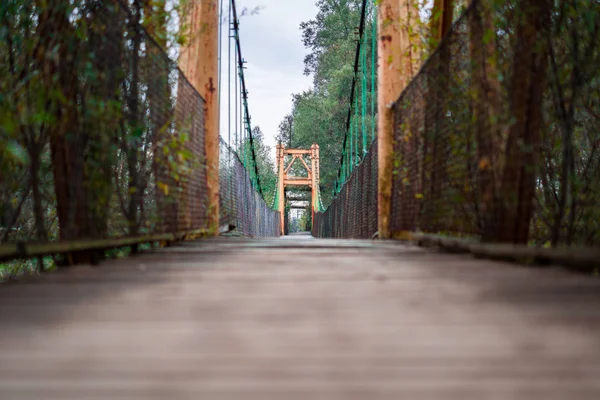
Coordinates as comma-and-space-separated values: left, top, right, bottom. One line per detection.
219, 0, 317, 154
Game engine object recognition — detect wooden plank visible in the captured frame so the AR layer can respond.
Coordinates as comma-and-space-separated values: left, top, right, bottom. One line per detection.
414, 233, 600, 272
1, 239, 600, 399
0, 229, 210, 263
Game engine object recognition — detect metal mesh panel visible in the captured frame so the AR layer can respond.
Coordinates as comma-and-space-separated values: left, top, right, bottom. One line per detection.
219, 139, 280, 237
313, 141, 377, 238
390, 0, 600, 247
0, 0, 209, 269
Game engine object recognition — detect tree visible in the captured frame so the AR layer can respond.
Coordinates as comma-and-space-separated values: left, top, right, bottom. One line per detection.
239, 126, 277, 206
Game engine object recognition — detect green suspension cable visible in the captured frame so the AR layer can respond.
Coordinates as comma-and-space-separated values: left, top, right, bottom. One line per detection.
228, 0, 233, 206
346, 143, 350, 181
232, 0, 263, 195
349, 123, 353, 173
242, 114, 247, 169
361, 38, 367, 156
341, 149, 346, 184
334, 0, 368, 192
240, 69, 244, 166
354, 94, 359, 166
371, 2, 377, 143
235, 41, 239, 151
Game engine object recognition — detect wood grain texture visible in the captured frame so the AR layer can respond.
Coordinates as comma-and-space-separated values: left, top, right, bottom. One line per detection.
1, 238, 600, 399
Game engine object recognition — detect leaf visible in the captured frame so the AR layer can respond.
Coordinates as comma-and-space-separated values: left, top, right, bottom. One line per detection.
5, 141, 29, 165
157, 182, 169, 196
478, 157, 491, 170
483, 28, 495, 45
131, 126, 144, 139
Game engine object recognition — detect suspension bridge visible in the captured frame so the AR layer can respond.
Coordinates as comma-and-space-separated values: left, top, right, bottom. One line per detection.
1, 0, 600, 398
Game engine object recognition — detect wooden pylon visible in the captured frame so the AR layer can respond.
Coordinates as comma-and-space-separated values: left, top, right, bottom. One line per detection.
377, 0, 404, 239
276, 143, 286, 235
377, 0, 423, 239
179, 0, 220, 235
310, 144, 320, 221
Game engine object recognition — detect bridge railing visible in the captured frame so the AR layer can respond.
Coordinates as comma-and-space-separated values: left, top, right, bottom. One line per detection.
219, 139, 280, 237
315, 0, 600, 250
0, 0, 212, 274
390, 0, 599, 248
313, 143, 377, 239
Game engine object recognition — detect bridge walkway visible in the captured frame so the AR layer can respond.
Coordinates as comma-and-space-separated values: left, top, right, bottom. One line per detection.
1, 238, 599, 399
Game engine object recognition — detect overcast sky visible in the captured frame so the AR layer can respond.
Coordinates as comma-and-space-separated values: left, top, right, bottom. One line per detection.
219, 0, 317, 153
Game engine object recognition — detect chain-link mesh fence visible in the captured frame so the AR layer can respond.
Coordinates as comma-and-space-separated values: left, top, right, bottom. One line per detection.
0, 0, 210, 272
314, 0, 599, 247
313, 142, 377, 238
390, 0, 600, 247
220, 139, 280, 237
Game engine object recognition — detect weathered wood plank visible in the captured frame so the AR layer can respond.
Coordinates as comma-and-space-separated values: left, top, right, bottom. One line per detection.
1, 239, 600, 399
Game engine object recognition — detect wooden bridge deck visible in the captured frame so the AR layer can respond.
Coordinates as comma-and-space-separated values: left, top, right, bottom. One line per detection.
1, 237, 600, 399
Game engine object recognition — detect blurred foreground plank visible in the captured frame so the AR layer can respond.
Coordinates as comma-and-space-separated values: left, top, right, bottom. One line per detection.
1, 238, 600, 399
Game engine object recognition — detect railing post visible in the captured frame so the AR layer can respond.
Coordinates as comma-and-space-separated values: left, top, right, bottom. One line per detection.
377, 0, 422, 239
179, 0, 220, 235
311, 144, 316, 223
276, 144, 285, 235
377, 0, 404, 239
310, 143, 320, 223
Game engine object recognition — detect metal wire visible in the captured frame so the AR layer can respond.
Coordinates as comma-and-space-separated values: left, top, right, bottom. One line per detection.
0, 0, 278, 274
219, 139, 280, 237
217, 0, 280, 237
313, 0, 376, 238
313, 142, 377, 239
388, 0, 600, 247
316, 0, 600, 249
0, 0, 209, 250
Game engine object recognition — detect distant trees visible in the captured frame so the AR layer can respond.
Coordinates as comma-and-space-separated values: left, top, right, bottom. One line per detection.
238, 126, 277, 207
288, 0, 600, 247
280, 0, 367, 205
281, 0, 446, 206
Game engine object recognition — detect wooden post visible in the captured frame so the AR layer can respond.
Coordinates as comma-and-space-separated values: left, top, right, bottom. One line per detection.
310, 144, 317, 222
179, 0, 220, 235
377, 0, 404, 239
277, 144, 285, 235
377, 0, 423, 239
430, 0, 455, 45
315, 144, 320, 209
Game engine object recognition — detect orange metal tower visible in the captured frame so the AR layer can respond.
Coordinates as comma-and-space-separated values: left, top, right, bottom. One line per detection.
276, 144, 320, 235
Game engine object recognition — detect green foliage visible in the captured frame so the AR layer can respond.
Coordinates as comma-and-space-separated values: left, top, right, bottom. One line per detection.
280, 0, 375, 206
240, 126, 277, 206
1, 254, 59, 279
0, 0, 208, 275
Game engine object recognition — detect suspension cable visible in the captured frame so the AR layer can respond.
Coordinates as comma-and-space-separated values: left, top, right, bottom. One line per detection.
335, 0, 368, 193
231, 0, 263, 196
371, 2, 377, 143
